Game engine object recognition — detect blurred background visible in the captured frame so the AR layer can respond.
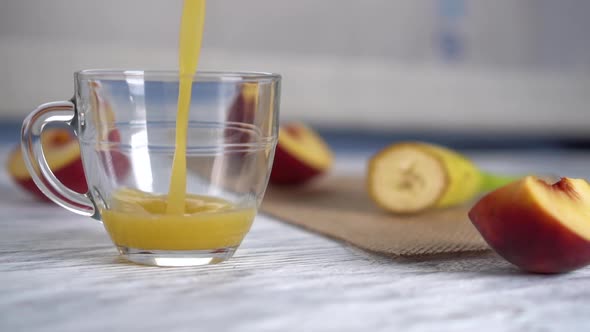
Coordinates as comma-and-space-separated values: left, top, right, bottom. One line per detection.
1, 0, 589, 147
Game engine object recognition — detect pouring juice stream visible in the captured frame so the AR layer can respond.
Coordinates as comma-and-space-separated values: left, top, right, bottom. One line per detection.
100, 0, 255, 251
167, 0, 207, 215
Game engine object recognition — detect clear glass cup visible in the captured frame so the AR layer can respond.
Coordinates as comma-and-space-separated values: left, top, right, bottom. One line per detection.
21, 70, 281, 266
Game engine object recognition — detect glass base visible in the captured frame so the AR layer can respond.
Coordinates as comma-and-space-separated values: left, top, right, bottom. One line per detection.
117, 245, 238, 267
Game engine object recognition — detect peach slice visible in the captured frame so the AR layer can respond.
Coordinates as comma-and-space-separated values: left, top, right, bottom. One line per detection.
7, 127, 130, 202
469, 176, 590, 273
269, 123, 333, 185
227, 82, 258, 129
10, 82, 131, 202
87, 81, 130, 182
7, 128, 87, 201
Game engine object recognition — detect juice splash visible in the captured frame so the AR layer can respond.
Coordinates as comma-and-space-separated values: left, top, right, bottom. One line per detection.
167, 0, 207, 214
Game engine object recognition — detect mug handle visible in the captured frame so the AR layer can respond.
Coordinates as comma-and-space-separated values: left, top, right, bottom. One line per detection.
21, 101, 97, 218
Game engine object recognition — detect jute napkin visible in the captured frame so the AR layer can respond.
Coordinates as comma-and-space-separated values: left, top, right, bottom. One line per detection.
261, 176, 489, 256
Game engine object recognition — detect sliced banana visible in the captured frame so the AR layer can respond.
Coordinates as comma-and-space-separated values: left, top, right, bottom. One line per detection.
368, 144, 447, 213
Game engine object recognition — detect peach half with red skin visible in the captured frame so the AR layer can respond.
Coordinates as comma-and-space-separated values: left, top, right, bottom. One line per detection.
270, 123, 333, 185
227, 83, 258, 132
6, 128, 130, 202
7, 128, 88, 201
469, 176, 590, 274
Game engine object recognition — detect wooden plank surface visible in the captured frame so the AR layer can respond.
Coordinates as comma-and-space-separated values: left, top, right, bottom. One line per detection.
1, 148, 590, 331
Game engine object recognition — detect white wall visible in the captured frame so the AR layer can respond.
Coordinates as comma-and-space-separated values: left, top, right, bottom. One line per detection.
1, 0, 589, 135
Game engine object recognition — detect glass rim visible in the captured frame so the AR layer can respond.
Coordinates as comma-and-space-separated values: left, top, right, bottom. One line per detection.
75, 69, 281, 82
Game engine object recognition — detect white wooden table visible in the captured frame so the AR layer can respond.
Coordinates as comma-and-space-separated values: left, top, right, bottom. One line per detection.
1, 147, 590, 332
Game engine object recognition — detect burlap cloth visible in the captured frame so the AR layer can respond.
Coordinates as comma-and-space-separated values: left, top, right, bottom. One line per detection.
261, 176, 489, 256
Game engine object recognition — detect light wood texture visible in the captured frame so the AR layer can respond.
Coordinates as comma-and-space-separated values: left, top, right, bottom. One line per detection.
2, 147, 590, 331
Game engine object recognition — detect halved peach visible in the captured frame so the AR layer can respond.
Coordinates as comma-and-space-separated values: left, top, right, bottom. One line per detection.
7, 128, 87, 201
270, 123, 333, 185
87, 81, 130, 182
227, 83, 258, 127
469, 176, 590, 273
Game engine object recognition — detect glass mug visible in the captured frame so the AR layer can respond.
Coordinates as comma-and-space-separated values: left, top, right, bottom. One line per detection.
21, 70, 281, 266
